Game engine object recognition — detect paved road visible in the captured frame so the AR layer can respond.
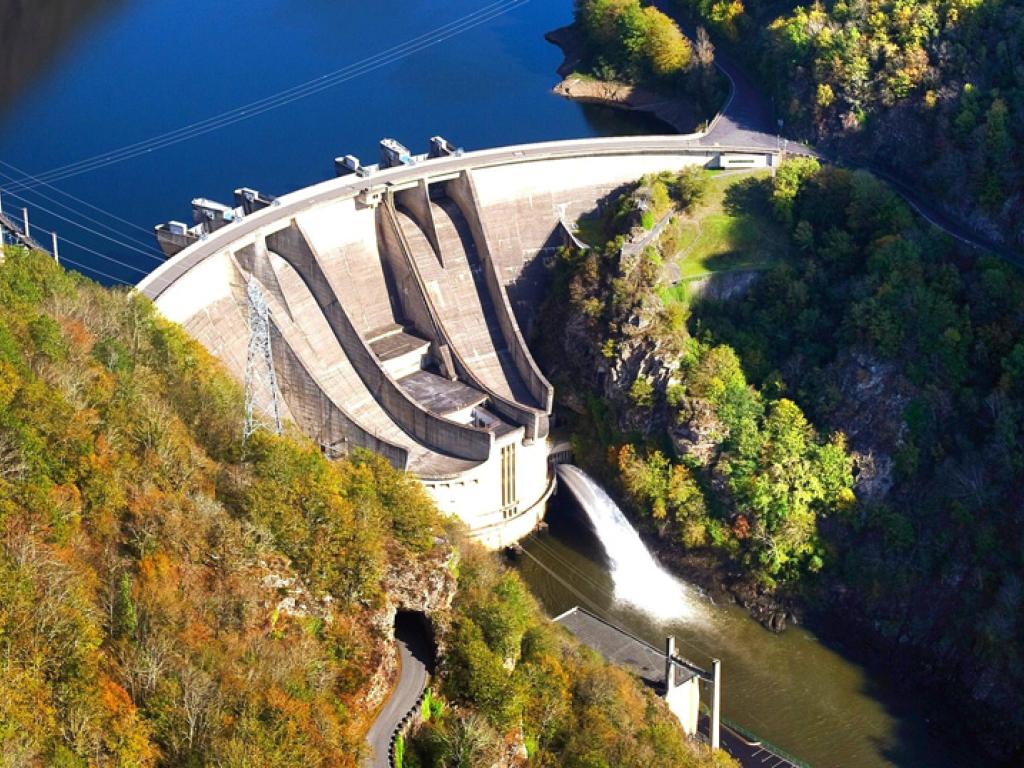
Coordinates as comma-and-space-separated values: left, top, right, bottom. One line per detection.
363, 616, 432, 768
651, 0, 781, 150
653, 0, 1011, 259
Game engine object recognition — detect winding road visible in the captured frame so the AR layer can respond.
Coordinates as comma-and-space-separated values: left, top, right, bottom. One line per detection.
363, 616, 433, 768
654, 0, 1011, 260
650, 0, 786, 151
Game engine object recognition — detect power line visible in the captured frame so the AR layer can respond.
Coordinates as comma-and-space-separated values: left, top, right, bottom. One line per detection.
27, 225, 133, 285
52, 234, 150, 277
4, 0, 529, 192
517, 545, 611, 618
27, 222, 150, 277
529, 535, 618, 596
55, 235, 150, 276
0, 184, 164, 263
2, 1, 533, 283
0, 159, 157, 241
1, 187, 162, 262
522, 534, 720, 661
59, 256, 132, 285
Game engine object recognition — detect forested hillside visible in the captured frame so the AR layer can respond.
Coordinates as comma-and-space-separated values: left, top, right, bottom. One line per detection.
692, 159, 1024, 758
674, 0, 1024, 249
566, 0, 727, 124
538, 161, 1024, 760
0, 247, 726, 768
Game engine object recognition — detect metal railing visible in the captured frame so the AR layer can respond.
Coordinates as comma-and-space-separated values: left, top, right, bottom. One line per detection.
721, 716, 812, 768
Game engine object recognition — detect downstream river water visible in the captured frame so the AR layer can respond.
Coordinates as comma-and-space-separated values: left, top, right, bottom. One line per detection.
0, 2, 972, 765
517, 479, 971, 768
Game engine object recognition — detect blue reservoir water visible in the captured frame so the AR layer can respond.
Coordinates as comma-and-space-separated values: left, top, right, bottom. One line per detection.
0, 0, 665, 284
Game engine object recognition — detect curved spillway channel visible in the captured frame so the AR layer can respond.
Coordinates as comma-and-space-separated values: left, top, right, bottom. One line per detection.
555, 464, 701, 622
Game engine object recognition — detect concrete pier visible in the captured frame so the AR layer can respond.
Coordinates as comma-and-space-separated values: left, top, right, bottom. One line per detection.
554, 607, 708, 737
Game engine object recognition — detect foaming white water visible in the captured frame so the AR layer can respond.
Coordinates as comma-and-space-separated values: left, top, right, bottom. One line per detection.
555, 464, 702, 622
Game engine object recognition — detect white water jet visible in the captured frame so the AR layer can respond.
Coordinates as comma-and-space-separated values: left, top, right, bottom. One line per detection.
555, 464, 701, 622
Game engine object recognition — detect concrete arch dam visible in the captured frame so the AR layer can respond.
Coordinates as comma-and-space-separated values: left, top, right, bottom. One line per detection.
138, 135, 779, 546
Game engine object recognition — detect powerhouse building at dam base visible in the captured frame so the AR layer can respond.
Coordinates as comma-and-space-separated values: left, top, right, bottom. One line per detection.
139, 134, 780, 548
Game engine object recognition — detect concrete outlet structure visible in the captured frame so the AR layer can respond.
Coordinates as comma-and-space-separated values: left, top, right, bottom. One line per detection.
140, 135, 778, 546
555, 607, 721, 744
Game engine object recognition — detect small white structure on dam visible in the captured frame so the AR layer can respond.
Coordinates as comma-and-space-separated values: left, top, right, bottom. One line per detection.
139, 135, 778, 547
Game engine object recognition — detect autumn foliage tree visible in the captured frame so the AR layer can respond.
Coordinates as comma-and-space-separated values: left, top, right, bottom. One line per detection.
0, 246, 729, 768
0, 246, 458, 766
575, 0, 697, 84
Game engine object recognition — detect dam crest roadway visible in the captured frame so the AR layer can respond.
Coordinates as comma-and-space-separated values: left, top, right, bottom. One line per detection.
139, 134, 783, 547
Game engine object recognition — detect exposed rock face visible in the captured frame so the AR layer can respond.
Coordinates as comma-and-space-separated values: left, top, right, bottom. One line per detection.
258, 557, 334, 624
554, 234, 689, 440
364, 543, 458, 713
826, 351, 913, 502
498, 727, 530, 767
603, 333, 677, 435
364, 634, 400, 715
382, 546, 458, 619
850, 450, 894, 504
669, 397, 725, 466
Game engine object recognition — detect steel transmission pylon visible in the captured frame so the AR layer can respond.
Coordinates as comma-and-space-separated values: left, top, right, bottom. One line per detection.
243, 279, 283, 441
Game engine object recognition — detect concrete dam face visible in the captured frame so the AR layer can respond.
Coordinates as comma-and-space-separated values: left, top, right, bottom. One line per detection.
139, 136, 775, 547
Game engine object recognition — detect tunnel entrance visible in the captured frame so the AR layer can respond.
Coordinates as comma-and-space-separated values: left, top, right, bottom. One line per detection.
395, 610, 437, 674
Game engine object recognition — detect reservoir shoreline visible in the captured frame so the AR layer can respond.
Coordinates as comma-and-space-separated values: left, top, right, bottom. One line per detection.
544, 24, 704, 134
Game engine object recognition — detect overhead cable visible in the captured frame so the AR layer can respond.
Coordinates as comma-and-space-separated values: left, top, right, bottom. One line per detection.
0, 159, 158, 241
4, 0, 529, 192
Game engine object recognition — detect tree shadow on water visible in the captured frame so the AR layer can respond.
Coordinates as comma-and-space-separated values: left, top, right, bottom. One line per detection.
807, 615, 983, 768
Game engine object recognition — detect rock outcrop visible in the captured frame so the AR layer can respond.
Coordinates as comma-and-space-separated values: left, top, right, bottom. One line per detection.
364, 543, 458, 713
825, 351, 913, 503
669, 397, 726, 466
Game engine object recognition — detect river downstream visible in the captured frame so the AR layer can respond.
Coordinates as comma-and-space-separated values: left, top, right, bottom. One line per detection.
515, 479, 971, 768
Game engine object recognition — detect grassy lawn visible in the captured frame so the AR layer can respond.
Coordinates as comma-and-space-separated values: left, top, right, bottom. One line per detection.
661, 169, 786, 285
573, 169, 786, 308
